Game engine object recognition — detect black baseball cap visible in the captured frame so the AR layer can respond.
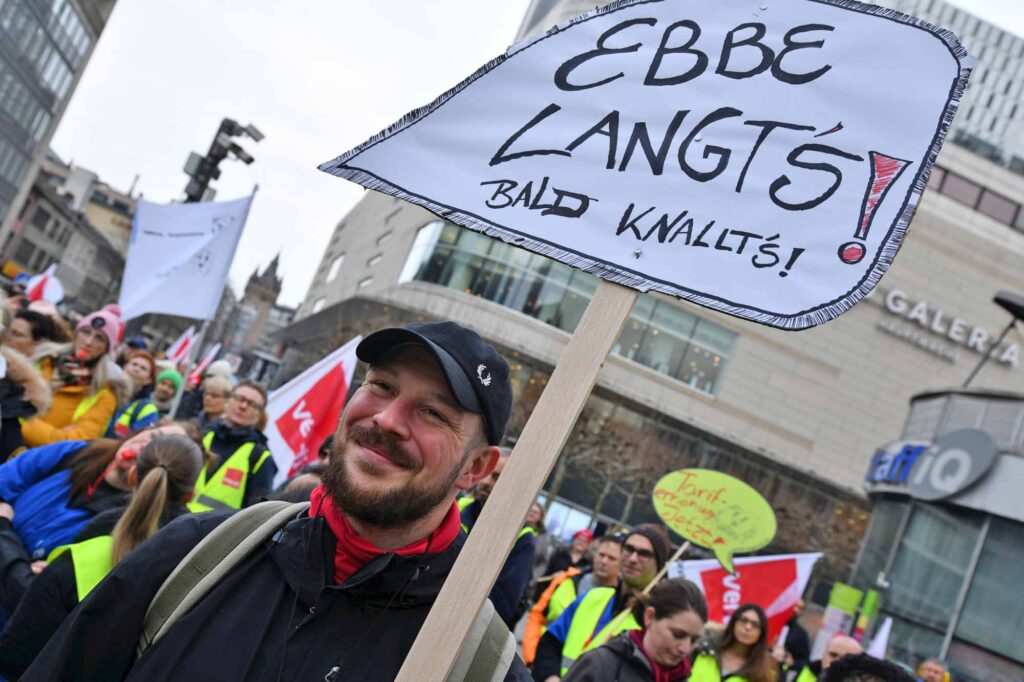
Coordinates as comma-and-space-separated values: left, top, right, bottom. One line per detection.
355, 322, 512, 445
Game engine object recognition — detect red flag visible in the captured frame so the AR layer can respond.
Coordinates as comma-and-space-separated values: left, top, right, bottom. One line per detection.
671, 553, 821, 641
165, 325, 196, 364
265, 336, 361, 482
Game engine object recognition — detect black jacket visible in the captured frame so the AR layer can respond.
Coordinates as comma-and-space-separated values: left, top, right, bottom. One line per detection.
22, 507, 532, 681
0, 505, 189, 679
563, 633, 660, 682
203, 421, 277, 507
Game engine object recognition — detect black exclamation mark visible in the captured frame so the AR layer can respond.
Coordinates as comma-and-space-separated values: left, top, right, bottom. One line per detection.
839, 151, 912, 264
779, 248, 804, 277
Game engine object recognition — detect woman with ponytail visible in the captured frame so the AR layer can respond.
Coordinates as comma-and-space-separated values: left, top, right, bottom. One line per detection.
564, 578, 708, 682
0, 434, 205, 679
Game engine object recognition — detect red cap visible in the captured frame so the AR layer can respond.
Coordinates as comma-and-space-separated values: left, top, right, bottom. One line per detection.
573, 529, 594, 542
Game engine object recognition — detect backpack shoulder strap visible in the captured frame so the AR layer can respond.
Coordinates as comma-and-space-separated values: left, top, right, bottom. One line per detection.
137, 500, 310, 657
447, 598, 516, 682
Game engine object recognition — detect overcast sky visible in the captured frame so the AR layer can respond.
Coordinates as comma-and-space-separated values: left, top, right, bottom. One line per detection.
51, 1, 1024, 308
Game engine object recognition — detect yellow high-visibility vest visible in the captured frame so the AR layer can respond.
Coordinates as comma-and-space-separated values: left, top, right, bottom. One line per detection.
188, 432, 271, 512
48, 535, 114, 602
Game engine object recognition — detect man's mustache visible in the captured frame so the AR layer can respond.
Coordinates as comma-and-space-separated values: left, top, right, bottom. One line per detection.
345, 425, 419, 470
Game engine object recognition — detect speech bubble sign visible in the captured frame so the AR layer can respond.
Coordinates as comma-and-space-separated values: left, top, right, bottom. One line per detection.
320, 0, 972, 330
653, 469, 777, 573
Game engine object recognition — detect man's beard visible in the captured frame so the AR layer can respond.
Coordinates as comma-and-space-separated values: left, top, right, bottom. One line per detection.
322, 424, 470, 529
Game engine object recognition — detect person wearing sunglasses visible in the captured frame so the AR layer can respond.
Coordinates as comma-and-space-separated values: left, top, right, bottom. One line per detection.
532, 524, 672, 682
188, 380, 276, 512
690, 603, 780, 682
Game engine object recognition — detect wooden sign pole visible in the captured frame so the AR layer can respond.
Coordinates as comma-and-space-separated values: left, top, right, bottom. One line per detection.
396, 280, 638, 680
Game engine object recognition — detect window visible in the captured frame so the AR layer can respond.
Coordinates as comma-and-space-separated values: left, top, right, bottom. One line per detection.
977, 190, 1018, 224
367, 253, 382, 267
925, 166, 944, 191
357, 276, 373, 289
31, 207, 50, 229
311, 297, 325, 314
940, 173, 982, 206
376, 230, 393, 245
326, 254, 343, 282
13, 240, 34, 265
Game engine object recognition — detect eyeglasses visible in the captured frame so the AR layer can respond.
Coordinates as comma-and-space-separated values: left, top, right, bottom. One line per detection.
230, 395, 264, 410
622, 543, 656, 560
736, 616, 763, 630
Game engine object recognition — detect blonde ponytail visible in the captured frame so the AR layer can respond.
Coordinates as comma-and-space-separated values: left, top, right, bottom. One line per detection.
111, 467, 167, 564
109, 434, 204, 565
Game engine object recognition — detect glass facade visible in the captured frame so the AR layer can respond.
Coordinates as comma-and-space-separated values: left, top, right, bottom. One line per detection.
401, 221, 737, 395
852, 498, 1024, 681
0, 0, 91, 219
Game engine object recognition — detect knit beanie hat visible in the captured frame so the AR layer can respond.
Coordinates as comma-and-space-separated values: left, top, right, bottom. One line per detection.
75, 305, 124, 356
625, 524, 672, 570
205, 360, 233, 379
157, 368, 183, 392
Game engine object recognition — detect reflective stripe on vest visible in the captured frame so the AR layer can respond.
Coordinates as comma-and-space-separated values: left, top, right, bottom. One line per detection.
689, 653, 751, 682
72, 390, 106, 423
459, 495, 536, 543
48, 535, 114, 602
116, 400, 158, 433
559, 586, 616, 675
188, 432, 270, 512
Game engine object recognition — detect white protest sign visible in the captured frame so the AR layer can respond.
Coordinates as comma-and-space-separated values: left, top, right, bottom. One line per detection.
118, 192, 254, 321
321, 0, 972, 330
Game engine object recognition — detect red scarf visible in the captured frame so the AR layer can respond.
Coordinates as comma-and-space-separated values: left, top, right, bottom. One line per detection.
309, 485, 461, 584
629, 629, 692, 682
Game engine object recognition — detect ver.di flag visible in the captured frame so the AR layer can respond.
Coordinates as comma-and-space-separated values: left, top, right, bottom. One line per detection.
118, 191, 255, 321
264, 336, 362, 486
669, 552, 821, 640
165, 325, 197, 364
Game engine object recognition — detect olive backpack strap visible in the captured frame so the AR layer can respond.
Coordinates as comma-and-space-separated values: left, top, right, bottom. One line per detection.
137, 500, 310, 658
447, 598, 516, 682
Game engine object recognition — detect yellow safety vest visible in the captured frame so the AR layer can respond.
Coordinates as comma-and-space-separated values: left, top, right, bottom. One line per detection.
114, 400, 159, 434
795, 665, 817, 682
72, 390, 106, 422
547, 574, 579, 624
48, 535, 114, 602
456, 496, 537, 543
689, 652, 752, 682
559, 586, 619, 675
188, 432, 271, 512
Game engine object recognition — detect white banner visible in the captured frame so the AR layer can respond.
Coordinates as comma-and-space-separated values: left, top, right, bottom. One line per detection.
118, 193, 254, 321
321, 0, 972, 330
264, 336, 361, 485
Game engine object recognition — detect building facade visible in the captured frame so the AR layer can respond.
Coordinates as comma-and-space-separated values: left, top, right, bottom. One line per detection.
0, 0, 116, 246
852, 389, 1024, 681
220, 256, 295, 384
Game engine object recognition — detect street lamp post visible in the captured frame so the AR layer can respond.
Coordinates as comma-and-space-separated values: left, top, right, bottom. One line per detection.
183, 118, 263, 203
962, 290, 1024, 388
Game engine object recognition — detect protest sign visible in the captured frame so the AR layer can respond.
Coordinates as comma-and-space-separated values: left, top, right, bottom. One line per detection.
317, 2, 973, 678
321, 0, 972, 330
669, 552, 821, 640
118, 191, 254, 321
653, 468, 776, 572
264, 336, 360, 485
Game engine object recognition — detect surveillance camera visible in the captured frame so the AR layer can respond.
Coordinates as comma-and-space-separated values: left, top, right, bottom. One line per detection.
244, 124, 265, 142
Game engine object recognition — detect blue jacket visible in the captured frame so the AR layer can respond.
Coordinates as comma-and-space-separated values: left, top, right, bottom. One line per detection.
0, 441, 95, 557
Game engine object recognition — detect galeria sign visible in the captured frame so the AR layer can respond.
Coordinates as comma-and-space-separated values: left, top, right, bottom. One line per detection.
321, 0, 972, 330
653, 469, 776, 573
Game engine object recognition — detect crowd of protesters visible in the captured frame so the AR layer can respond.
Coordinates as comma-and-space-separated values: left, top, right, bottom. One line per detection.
0, 291, 950, 680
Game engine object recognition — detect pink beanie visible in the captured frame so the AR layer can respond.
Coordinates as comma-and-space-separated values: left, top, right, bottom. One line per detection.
75, 304, 124, 355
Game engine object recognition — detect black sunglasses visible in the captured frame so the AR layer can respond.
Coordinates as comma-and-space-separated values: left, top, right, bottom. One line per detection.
622, 543, 656, 560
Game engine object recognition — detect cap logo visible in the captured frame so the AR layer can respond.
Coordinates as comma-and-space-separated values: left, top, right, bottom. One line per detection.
91, 317, 106, 329
477, 364, 492, 387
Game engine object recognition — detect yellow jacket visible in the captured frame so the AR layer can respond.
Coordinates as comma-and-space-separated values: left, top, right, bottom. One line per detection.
21, 360, 118, 447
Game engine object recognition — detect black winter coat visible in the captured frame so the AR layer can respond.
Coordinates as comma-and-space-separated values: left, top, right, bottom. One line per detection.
563, 633, 659, 682
22, 507, 532, 682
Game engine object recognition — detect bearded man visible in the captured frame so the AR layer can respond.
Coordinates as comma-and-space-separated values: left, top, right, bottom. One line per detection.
23, 322, 532, 681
